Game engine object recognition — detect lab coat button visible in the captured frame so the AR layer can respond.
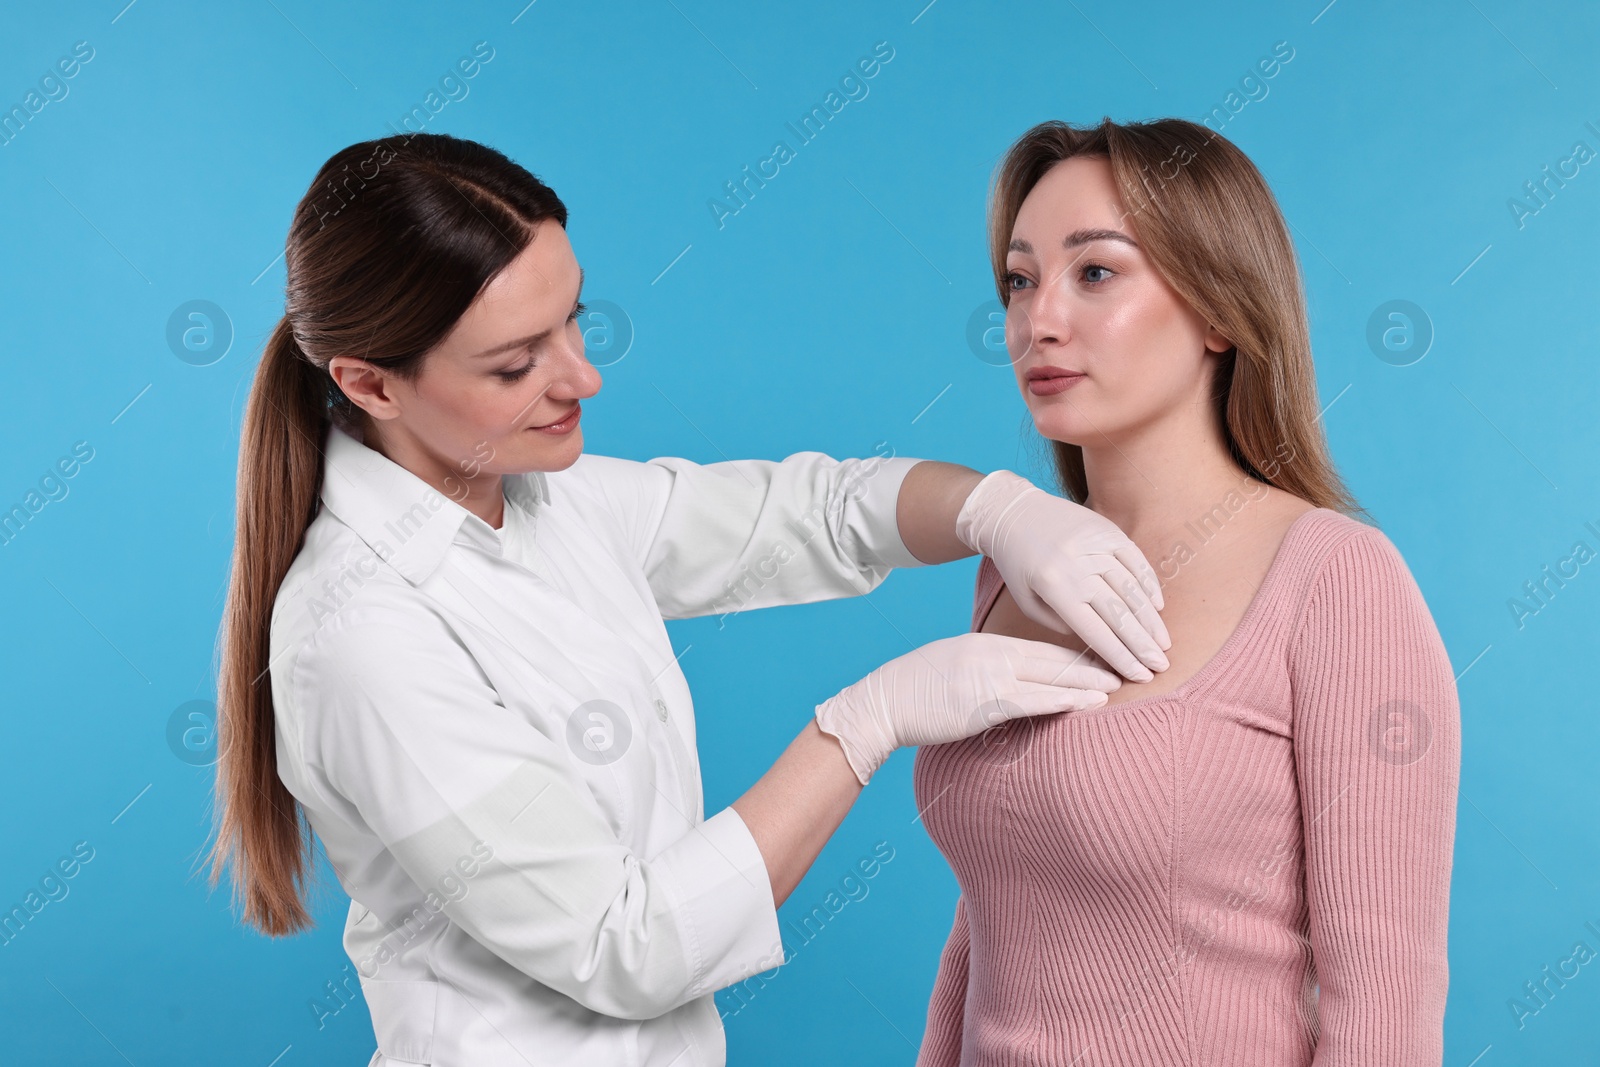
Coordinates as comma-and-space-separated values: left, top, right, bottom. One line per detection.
654, 698, 669, 722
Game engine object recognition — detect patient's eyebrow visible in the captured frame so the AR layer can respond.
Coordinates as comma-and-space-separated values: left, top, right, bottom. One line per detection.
1008, 229, 1138, 254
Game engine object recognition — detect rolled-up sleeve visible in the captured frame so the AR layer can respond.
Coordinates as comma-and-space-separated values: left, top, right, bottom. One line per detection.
572, 449, 927, 619
292, 602, 785, 1021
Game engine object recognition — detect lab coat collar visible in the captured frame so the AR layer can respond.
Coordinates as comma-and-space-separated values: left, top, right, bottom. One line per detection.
318, 421, 550, 586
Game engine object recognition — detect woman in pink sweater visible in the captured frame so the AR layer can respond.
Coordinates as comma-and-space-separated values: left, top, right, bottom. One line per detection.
914, 119, 1460, 1066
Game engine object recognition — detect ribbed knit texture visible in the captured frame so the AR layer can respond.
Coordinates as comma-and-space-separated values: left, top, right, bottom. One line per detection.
913, 508, 1460, 1067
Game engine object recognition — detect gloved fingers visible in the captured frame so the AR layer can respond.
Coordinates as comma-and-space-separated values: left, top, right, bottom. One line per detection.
990, 683, 1111, 718
1055, 642, 1117, 676
1084, 576, 1169, 674
1008, 582, 1077, 639
1111, 541, 1166, 611
1098, 561, 1172, 656
998, 641, 1122, 692
1056, 598, 1155, 683
1010, 555, 1165, 665
1019, 659, 1123, 693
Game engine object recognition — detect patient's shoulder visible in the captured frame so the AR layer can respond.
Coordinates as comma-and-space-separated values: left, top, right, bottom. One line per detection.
1282, 507, 1393, 579
1276, 508, 1429, 636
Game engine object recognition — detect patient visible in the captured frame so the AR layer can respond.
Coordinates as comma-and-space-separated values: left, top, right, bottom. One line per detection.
914, 119, 1460, 1066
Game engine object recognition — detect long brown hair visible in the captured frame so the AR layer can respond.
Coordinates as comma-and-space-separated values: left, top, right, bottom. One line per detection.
208, 132, 568, 935
989, 118, 1363, 518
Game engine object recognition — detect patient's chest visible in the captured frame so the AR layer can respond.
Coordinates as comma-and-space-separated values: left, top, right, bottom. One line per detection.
921, 521, 1310, 914
980, 580, 1252, 707
913, 684, 1306, 952
981, 497, 1313, 707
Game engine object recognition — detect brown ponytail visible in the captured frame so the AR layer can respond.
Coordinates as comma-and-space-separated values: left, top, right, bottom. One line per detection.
208, 318, 329, 934
207, 132, 568, 935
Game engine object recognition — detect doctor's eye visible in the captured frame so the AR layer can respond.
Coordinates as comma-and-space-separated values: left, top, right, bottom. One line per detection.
496, 358, 537, 383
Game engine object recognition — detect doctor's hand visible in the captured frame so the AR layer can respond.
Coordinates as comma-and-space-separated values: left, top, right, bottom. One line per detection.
814, 632, 1122, 785
955, 469, 1172, 682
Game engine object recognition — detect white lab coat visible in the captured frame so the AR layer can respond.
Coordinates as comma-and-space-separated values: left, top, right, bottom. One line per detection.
268, 421, 925, 1066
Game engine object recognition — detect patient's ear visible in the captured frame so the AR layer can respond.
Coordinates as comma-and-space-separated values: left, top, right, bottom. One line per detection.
1203, 323, 1234, 354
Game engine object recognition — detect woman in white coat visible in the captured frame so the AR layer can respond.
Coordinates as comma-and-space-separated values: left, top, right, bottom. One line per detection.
206, 132, 1172, 1067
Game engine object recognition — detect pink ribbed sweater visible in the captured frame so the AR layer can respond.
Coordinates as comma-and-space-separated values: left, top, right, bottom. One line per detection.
913, 508, 1460, 1067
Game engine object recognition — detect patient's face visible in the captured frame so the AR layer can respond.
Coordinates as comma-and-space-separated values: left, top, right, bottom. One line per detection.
1003, 156, 1230, 448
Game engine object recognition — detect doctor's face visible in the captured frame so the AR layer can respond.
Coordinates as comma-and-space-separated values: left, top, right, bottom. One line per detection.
358, 218, 602, 483
1003, 156, 1231, 448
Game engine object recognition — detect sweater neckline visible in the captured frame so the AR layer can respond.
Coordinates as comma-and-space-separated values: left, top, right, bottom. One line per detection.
1029, 505, 1334, 716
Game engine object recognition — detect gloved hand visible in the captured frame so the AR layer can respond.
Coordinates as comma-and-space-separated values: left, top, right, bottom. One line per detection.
815, 631, 1122, 785
955, 469, 1171, 681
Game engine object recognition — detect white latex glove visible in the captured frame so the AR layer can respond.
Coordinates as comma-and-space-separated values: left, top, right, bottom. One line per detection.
955, 469, 1172, 682
815, 632, 1121, 785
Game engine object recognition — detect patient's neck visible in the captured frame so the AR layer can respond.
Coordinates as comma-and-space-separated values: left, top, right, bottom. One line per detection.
1075, 412, 1257, 550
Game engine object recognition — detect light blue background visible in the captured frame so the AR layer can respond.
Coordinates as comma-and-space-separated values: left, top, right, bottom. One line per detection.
1, 1, 1595, 1063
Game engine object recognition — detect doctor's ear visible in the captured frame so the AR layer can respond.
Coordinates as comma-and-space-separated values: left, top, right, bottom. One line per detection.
328, 356, 405, 421
1203, 323, 1234, 354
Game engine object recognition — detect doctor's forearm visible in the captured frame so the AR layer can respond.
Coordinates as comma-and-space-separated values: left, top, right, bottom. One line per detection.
895, 461, 985, 565
731, 720, 863, 908
729, 462, 986, 907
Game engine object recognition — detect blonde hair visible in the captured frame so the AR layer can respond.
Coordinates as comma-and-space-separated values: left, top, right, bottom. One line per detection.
989, 117, 1364, 519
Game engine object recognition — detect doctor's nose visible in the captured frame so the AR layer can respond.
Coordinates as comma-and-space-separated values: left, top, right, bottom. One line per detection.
554, 325, 603, 400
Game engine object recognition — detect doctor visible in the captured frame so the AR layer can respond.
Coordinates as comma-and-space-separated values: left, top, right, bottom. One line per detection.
206, 132, 1171, 1066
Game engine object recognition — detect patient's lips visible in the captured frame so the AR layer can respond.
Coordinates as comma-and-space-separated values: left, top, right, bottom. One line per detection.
1025, 365, 1086, 397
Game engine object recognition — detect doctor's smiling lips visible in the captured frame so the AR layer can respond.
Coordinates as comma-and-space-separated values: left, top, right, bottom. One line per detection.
532, 403, 581, 434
